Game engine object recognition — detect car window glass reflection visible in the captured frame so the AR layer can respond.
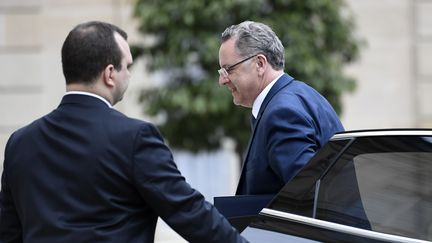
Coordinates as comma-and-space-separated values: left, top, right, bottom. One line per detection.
317, 152, 432, 241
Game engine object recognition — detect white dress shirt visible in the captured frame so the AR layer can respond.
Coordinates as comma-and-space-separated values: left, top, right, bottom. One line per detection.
251, 73, 284, 118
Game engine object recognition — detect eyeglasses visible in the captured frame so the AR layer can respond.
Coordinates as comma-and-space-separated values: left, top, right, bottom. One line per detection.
218, 54, 258, 78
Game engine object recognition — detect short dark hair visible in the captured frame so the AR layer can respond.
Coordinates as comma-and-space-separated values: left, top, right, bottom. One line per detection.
61, 21, 128, 84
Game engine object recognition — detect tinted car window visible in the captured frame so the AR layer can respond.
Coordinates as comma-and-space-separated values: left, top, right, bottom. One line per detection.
268, 139, 351, 216
316, 136, 432, 241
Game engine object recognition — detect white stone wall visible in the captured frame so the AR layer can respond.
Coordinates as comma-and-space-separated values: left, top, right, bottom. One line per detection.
415, 0, 432, 127
342, 0, 432, 129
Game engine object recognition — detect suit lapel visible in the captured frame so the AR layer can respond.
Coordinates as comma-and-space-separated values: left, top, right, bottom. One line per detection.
235, 73, 294, 194
257, 74, 294, 120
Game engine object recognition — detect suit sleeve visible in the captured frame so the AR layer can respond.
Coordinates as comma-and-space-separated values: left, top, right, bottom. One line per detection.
0, 135, 23, 243
131, 123, 248, 243
265, 104, 318, 183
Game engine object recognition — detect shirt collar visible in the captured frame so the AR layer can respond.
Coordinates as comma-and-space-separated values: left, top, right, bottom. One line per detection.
252, 73, 284, 118
64, 91, 112, 108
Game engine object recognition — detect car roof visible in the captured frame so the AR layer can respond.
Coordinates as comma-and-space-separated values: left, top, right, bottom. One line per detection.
332, 128, 432, 140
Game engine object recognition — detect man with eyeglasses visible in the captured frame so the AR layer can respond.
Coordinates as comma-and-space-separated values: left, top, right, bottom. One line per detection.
218, 21, 344, 196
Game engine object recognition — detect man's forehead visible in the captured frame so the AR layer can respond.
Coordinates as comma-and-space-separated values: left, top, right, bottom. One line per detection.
219, 39, 241, 64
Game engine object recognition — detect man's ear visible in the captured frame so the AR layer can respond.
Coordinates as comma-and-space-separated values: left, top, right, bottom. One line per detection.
103, 64, 115, 87
256, 54, 267, 76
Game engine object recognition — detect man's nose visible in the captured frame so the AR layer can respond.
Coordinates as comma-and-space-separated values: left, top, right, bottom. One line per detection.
218, 75, 228, 86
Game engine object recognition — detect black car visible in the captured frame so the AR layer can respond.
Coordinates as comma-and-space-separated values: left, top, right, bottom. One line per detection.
241, 129, 432, 243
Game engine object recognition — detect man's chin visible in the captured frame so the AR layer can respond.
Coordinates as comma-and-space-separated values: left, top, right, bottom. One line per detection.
232, 95, 239, 105
233, 97, 252, 108
232, 97, 245, 107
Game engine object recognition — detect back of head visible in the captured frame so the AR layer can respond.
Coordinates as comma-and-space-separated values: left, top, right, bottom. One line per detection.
221, 21, 285, 70
61, 21, 128, 85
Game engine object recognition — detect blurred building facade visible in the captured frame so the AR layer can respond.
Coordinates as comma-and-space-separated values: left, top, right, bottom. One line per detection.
342, 0, 432, 129
1, 0, 431, 242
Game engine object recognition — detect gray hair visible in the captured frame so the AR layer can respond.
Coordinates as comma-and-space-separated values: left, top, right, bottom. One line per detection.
221, 21, 285, 70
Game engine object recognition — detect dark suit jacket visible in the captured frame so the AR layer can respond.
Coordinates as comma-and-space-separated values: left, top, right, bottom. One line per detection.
236, 74, 344, 195
0, 94, 246, 243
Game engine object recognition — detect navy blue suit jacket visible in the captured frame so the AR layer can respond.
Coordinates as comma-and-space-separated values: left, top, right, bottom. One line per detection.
0, 94, 246, 243
236, 74, 344, 195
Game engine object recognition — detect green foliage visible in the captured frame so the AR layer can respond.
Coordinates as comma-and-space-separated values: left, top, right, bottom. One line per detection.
133, 0, 361, 156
